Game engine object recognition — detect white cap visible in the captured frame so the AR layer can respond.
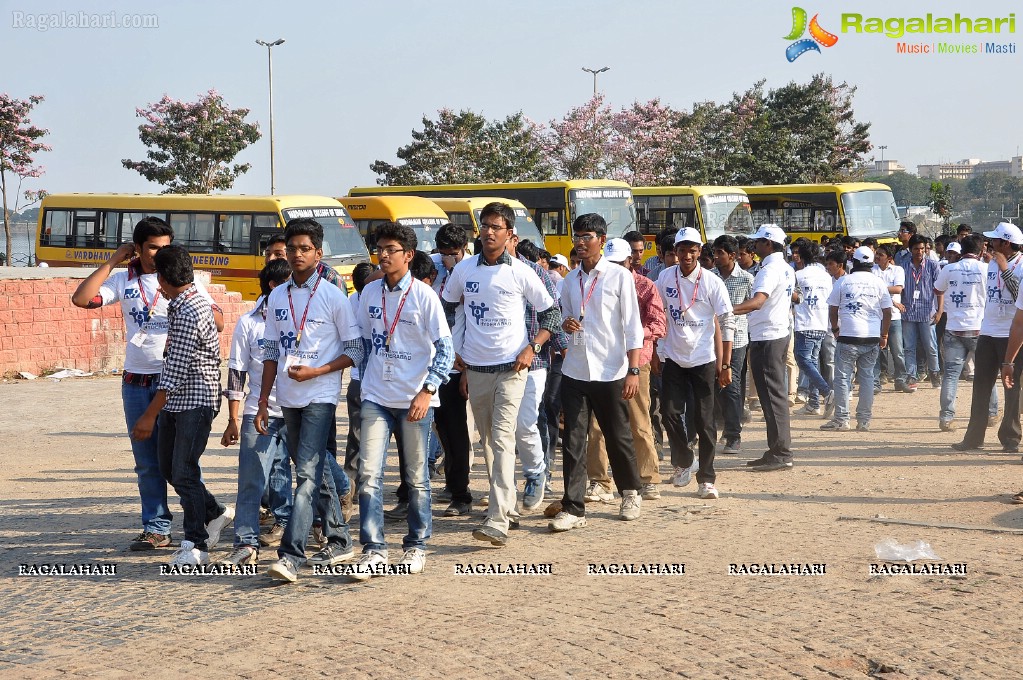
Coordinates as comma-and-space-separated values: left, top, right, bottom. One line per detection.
946, 242, 962, 254
603, 238, 631, 263
752, 224, 786, 246
673, 227, 704, 246
551, 254, 569, 268
983, 222, 1023, 245
852, 246, 874, 264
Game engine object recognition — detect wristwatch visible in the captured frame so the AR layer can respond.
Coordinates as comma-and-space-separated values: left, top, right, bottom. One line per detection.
423, 383, 438, 395
628, 367, 641, 376
531, 342, 543, 354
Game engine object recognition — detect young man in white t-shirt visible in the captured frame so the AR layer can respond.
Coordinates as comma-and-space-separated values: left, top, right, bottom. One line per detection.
257, 218, 363, 583
793, 241, 835, 417
350, 223, 453, 579
871, 245, 907, 393
933, 234, 987, 431
71, 217, 224, 551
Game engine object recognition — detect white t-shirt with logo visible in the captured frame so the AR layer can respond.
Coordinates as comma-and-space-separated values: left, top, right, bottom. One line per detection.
358, 275, 451, 409
227, 304, 281, 418
442, 254, 553, 367
656, 264, 732, 368
871, 264, 905, 321
748, 252, 796, 342
827, 270, 893, 338
933, 257, 986, 332
263, 275, 360, 408
98, 268, 215, 374
794, 264, 833, 332
983, 255, 1023, 337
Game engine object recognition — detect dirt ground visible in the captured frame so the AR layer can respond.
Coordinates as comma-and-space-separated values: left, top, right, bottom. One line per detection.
1, 372, 1021, 679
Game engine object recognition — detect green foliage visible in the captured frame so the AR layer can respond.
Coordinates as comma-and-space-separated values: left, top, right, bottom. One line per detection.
866, 171, 932, 206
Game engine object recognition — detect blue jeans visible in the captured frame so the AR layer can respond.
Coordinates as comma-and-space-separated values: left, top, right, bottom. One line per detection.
833, 342, 880, 426
940, 332, 979, 424
278, 403, 352, 566
357, 400, 433, 552
157, 407, 224, 549
903, 320, 940, 381
263, 439, 293, 525
122, 380, 172, 534
794, 331, 830, 408
235, 414, 289, 549
875, 319, 906, 388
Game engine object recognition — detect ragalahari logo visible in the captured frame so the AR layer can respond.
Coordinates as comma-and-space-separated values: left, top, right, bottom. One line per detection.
785, 7, 839, 61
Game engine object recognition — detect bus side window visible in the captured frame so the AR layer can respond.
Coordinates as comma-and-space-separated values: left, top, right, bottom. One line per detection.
219, 214, 252, 253
191, 213, 216, 250
102, 211, 121, 248
537, 210, 562, 236
43, 209, 71, 246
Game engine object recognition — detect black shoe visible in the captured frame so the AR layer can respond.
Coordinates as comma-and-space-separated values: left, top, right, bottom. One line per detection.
951, 441, 983, 452
749, 459, 794, 472
472, 524, 507, 546
1002, 443, 1020, 453
745, 455, 773, 467
384, 501, 409, 520
508, 516, 520, 530
444, 500, 472, 516
429, 463, 442, 480
929, 373, 941, 388
434, 488, 453, 504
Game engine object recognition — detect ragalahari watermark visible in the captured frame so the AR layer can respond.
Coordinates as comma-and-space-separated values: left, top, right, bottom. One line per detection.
12, 11, 158, 31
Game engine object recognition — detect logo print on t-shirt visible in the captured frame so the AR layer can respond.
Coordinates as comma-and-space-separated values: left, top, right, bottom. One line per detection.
371, 329, 387, 354
368, 306, 382, 320
669, 306, 684, 324
465, 281, 480, 294
665, 287, 679, 299
124, 287, 141, 299
275, 308, 289, 321
949, 290, 968, 308
469, 300, 490, 323
844, 301, 862, 314
805, 292, 819, 309
128, 306, 150, 326
988, 285, 1000, 302
279, 331, 297, 351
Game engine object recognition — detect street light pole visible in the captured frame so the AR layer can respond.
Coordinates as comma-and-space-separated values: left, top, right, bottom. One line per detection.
256, 38, 285, 195
581, 66, 610, 96
878, 145, 888, 163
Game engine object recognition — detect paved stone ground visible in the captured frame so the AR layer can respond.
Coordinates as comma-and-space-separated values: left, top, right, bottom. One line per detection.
1, 374, 1022, 678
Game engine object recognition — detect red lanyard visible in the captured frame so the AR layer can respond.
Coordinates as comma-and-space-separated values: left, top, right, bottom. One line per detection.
286, 275, 322, 349
382, 278, 413, 350
911, 263, 923, 285
578, 271, 600, 322
674, 266, 703, 319
138, 277, 160, 322
995, 253, 1022, 291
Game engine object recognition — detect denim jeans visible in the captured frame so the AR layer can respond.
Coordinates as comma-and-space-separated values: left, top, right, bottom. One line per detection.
820, 332, 836, 385
794, 331, 830, 408
833, 342, 880, 426
516, 368, 548, 482
357, 400, 433, 552
122, 380, 173, 535
875, 319, 906, 388
235, 414, 289, 548
903, 320, 940, 381
715, 346, 748, 441
940, 332, 978, 424
263, 439, 292, 525
278, 403, 352, 566
157, 407, 225, 550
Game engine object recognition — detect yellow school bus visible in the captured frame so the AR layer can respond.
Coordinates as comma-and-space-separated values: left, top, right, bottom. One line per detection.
742, 183, 900, 244
337, 195, 450, 262
428, 197, 545, 252
633, 186, 755, 256
348, 180, 637, 258
36, 194, 369, 298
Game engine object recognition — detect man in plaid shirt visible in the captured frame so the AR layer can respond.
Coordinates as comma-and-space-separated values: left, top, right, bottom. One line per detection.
131, 245, 232, 566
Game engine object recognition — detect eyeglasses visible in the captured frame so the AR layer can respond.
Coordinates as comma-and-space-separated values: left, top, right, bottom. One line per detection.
479, 223, 509, 233
572, 233, 598, 242
377, 246, 406, 257
285, 245, 316, 254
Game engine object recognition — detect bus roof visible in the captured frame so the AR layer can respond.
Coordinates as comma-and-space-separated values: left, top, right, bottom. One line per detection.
428, 196, 531, 210
39, 193, 347, 211
633, 186, 749, 197
741, 183, 894, 195
337, 195, 449, 219
348, 179, 632, 195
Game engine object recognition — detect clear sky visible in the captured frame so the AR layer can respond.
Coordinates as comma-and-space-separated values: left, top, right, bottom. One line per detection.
3, 0, 1020, 200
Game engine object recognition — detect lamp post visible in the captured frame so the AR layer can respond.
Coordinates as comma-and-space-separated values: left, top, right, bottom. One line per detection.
878, 144, 888, 163
256, 38, 285, 194
581, 66, 610, 96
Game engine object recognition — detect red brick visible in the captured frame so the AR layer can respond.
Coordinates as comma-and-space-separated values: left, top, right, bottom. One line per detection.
0, 309, 12, 324
32, 308, 52, 323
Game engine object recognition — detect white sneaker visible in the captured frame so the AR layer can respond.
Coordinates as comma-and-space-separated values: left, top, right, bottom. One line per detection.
672, 466, 692, 487
619, 490, 641, 521
548, 511, 587, 532
698, 483, 719, 500
801, 403, 823, 416
583, 482, 614, 503
350, 550, 388, 582
267, 557, 298, 583
641, 483, 661, 500
398, 548, 426, 574
169, 540, 208, 566
205, 506, 234, 550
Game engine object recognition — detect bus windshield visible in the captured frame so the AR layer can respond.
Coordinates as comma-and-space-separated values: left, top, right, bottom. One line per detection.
282, 206, 366, 259
840, 190, 900, 239
396, 216, 448, 252
475, 208, 545, 248
699, 193, 754, 241
569, 189, 637, 237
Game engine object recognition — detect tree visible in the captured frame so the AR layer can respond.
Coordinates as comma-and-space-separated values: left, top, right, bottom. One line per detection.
543, 95, 616, 179
607, 99, 684, 186
929, 181, 953, 233
370, 108, 551, 185
867, 171, 931, 206
0, 94, 50, 265
122, 90, 261, 193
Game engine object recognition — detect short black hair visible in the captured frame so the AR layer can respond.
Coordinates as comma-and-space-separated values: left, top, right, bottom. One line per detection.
283, 218, 324, 250
436, 222, 468, 251
658, 231, 677, 253
899, 220, 917, 235
480, 202, 516, 231
538, 249, 552, 263
713, 235, 738, 255
875, 244, 894, 260
374, 221, 417, 252
908, 234, 927, 249
739, 236, 757, 255
956, 223, 973, 235
153, 244, 193, 287
410, 250, 437, 282
352, 262, 376, 293
573, 213, 607, 237
797, 241, 823, 266
259, 258, 292, 296
825, 249, 847, 267
861, 237, 878, 249
266, 233, 286, 249
841, 236, 858, 248
133, 216, 174, 245
622, 230, 645, 245
517, 239, 540, 263
960, 233, 983, 256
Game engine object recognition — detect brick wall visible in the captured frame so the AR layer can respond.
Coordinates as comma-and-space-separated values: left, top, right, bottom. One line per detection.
0, 275, 253, 376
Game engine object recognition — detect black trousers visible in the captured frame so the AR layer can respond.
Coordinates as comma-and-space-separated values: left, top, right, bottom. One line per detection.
436, 372, 472, 503
962, 335, 1023, 448
749, 338, 793, 460
663, 359, 718, 485
343, 378, 361, 471
560, 375, 642, 516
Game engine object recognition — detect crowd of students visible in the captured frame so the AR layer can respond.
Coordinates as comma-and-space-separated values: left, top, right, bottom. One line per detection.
72, 206, 1023, 582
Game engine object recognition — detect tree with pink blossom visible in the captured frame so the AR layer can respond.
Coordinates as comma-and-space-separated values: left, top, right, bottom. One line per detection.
122, 90, 261, 194
543, 94, 616, 180
607, 99, 684, 186
0, 93, 50, 265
